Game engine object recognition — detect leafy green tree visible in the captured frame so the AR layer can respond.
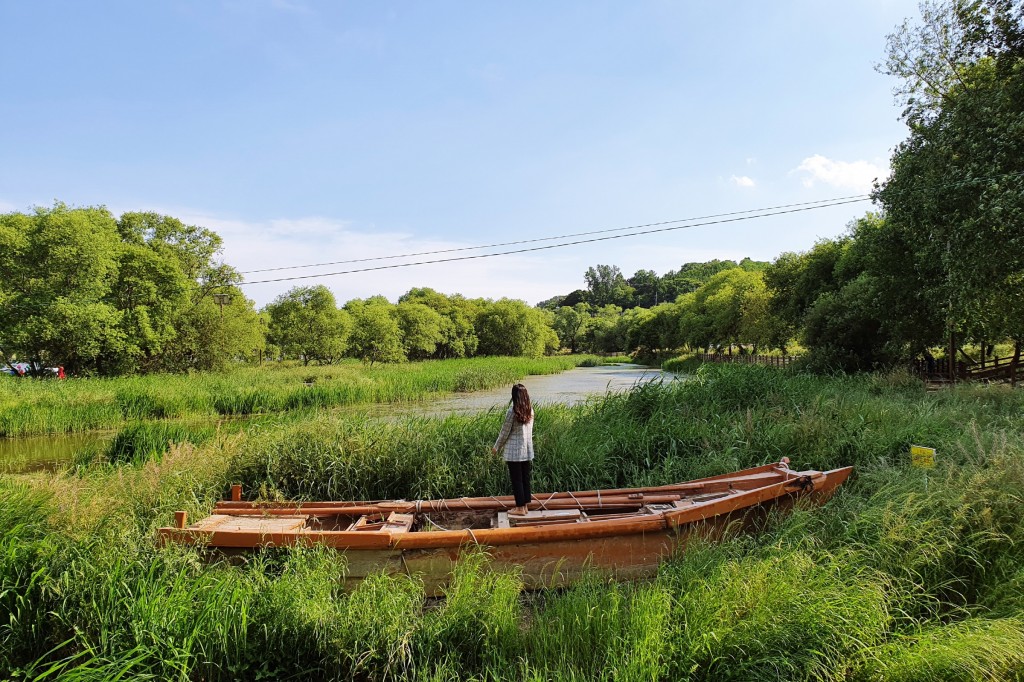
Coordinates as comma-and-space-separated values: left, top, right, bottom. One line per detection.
0, 204, 123, 374
801, 275, 890, 372
476, 299, 556, 357
399, 288, 480, 358
561, 289, 589, 308
877, 0, 1024, 361
763, 239, 849, 346
0, 204, 267, 375
395, 301, 444, 360
265, 286, 351, 365
629, 302, 681, 355
583, 304, 625, 353
552, 303, 591, 353
627, 269, 661, 308
584, 265, 635, 308
347, 299, 406, 364
660, 259, 741, 300
169, 287, 265, 372
621, 307, 655, 353
678, 269, 772, 353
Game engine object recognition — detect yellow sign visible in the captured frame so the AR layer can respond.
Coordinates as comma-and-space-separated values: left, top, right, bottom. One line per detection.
910, 445, 936, 468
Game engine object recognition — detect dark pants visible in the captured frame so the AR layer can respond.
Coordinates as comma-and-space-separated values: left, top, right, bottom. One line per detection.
507, 460, 532, 508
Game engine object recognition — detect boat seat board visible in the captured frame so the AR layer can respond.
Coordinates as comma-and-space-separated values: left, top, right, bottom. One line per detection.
508, 509, 582, 527
193, 514, 308, 534
382, 512, 414, 534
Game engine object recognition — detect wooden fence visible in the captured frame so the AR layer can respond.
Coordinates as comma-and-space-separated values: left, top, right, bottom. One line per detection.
695, 353, 793, 368
910, 354, 1021, 385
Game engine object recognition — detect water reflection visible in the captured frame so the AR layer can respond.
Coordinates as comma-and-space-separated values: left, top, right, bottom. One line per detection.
0, 432, 113, 473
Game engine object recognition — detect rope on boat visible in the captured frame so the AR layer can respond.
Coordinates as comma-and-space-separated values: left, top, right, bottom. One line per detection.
567, 491, 581, 509
597, 489, 602, 508
422, 515, 452, 532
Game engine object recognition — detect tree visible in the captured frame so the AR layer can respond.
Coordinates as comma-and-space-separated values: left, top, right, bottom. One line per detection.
660, 260, 742, 300
476, 299, 556, 357
169, 287, 265, 372
678, 268, 772, 353
347, 300, 405, 364
395, 301, 444, 360
801, 275, 890, 372
399, 288, 480, 358
627, 269, 662, 308
584, 265, 635, 308
763, 239, 849, 345
877, 0, 1024, 363
265, 286, 350, 365
552, 303, 591, 353
0, 204, 123, 375
107, 242, 189, 372
584, 304, 625, 353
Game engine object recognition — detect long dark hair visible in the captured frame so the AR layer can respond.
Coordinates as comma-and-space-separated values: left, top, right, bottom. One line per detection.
511, 383, 532, 424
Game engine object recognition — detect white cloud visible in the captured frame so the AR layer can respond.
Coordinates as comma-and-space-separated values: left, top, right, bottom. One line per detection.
794, 155, 888, 191
730, 175, 756, 188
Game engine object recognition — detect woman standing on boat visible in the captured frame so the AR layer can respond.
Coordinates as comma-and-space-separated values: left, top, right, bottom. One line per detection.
492, 383, 534, 516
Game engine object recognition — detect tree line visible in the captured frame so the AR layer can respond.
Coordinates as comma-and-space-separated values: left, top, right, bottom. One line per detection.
0, 203, 560, 374
545, 0, 1024, 371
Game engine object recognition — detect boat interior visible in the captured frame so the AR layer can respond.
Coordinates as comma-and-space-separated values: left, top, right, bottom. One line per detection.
166, 462, 835, 538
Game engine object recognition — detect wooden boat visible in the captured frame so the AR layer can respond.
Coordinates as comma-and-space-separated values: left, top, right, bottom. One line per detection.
158, 458, 851, 593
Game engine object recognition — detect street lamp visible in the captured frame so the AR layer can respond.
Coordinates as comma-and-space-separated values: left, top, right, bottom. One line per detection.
213, 293, 232, 318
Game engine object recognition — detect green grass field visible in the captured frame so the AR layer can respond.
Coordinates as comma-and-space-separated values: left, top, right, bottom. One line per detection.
2, 364, 1023, 680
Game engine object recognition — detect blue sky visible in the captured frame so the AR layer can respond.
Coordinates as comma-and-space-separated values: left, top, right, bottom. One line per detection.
1, 0, 920, 307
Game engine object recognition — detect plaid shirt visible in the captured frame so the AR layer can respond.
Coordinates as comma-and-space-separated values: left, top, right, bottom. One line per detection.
494, 406, 534, 462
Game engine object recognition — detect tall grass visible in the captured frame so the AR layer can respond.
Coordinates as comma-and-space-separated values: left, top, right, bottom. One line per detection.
3, 364, 1024, 680
0, 356, 597, 437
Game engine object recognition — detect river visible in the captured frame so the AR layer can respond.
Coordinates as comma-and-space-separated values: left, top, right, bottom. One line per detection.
0, 364, 674, 473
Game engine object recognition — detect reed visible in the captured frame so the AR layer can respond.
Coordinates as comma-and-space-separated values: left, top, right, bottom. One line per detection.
3, 365, 1024, 680
0, 355, 596, 437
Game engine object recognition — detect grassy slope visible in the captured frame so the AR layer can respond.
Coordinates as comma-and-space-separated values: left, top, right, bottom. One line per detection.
2, 364, 1023, 680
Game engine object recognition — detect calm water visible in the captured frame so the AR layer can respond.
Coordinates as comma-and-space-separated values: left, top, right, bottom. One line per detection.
0, 364, 675, 472
359, 363, 674, 417
0, 431, 114, 473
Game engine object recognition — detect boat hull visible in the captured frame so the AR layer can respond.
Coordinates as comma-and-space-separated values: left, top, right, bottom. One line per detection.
158, 463, 852, 594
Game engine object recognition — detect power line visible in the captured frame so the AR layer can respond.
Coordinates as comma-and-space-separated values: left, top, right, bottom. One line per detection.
239, 196, 869, 286
239, 194, 870, 275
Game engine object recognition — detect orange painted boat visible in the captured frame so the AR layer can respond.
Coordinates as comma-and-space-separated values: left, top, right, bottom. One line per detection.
158, 458, 851, 593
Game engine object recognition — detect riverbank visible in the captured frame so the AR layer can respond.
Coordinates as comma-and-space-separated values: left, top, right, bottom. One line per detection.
3, 364, 1023, 680
0, 355, 623, 438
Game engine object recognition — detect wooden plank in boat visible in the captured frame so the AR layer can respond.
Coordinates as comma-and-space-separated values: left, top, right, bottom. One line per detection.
508, 509, 581, 527
193, 514, 308, 534
381, 513, 414, 533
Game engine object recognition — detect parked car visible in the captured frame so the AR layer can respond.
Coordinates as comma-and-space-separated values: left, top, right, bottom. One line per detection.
1, 361, 65, 378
